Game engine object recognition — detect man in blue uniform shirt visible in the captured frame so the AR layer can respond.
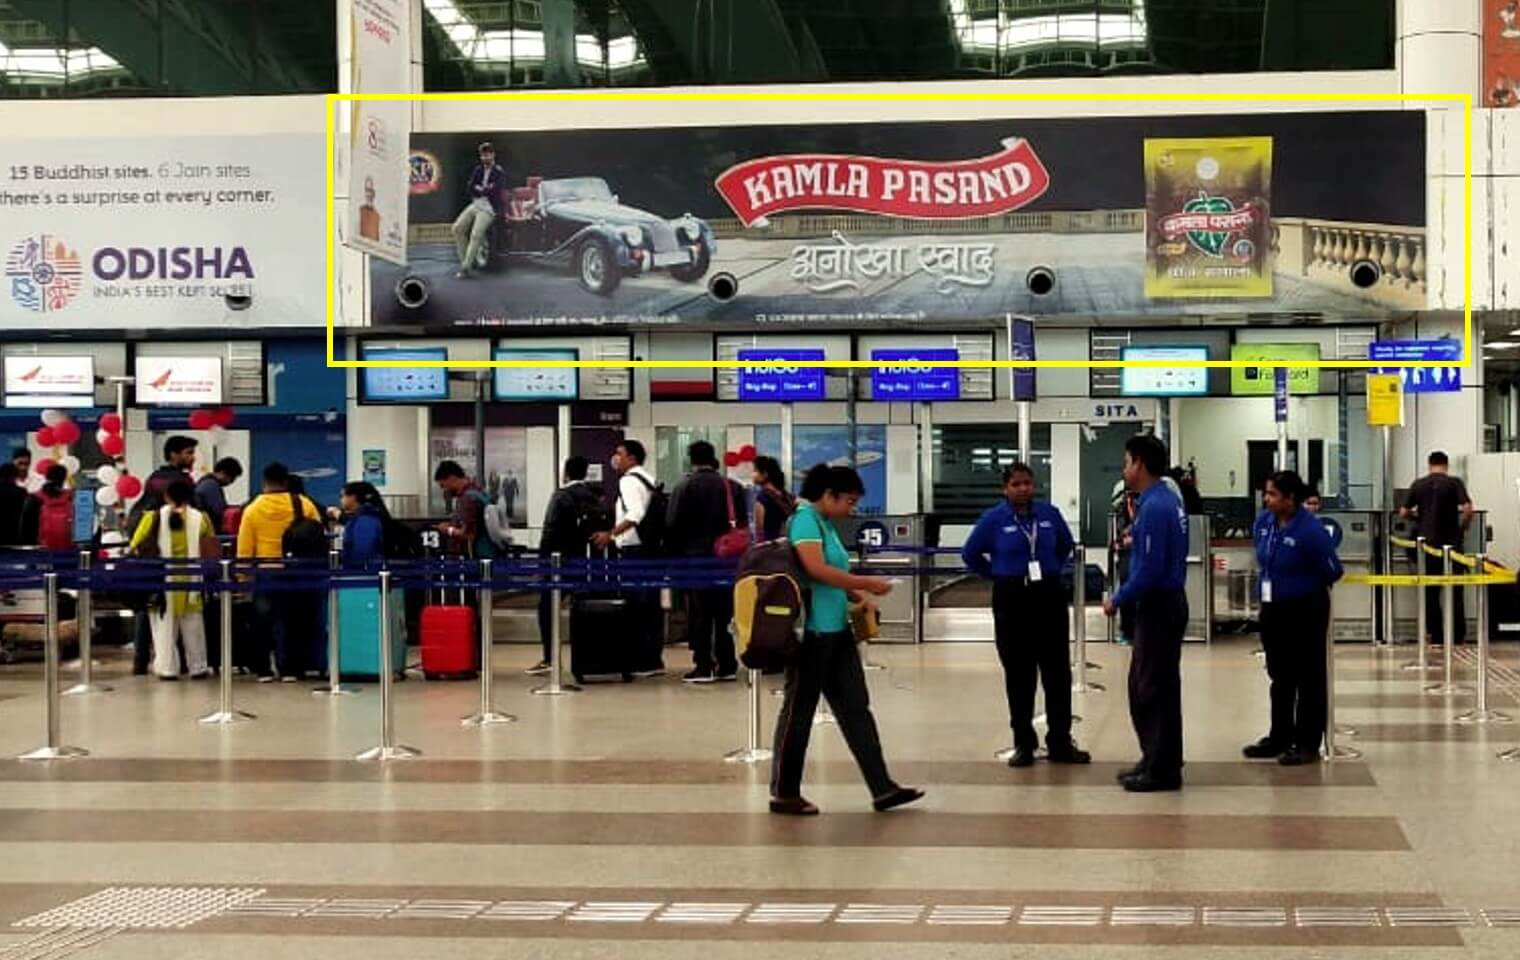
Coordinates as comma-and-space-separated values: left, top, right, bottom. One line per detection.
963, 463, 1091, 767
1103, 434, 1190, 792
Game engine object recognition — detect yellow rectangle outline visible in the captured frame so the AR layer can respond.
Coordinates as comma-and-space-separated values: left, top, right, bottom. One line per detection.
325, 90, 1471, 372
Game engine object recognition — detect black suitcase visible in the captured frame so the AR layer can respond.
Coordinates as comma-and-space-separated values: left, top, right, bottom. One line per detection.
569, 543, 635, 684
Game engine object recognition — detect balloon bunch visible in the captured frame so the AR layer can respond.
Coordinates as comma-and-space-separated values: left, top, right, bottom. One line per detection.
95, 412, 125, 458
29, 410, 83, 493
188, 406, 235, 433
93, 463, 140, 508
723, 444, 758, 480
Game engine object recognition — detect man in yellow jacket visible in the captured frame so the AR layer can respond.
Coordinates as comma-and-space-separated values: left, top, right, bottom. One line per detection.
236, 462, 323, 681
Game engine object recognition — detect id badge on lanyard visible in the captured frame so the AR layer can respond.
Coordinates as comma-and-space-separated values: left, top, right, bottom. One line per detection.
1018, 515, 1041, 583
1262, 528, 1279, 603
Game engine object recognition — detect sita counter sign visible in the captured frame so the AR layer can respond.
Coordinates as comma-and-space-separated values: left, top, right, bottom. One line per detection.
736, 348, 827, 402
870, 349, 961, 401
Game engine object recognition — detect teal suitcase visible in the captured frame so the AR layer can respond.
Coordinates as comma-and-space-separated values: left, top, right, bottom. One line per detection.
337, 588, 408, 681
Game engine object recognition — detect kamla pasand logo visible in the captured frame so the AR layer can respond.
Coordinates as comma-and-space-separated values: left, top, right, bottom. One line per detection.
5, 234, 83, 313
1157, 190, 1260, 262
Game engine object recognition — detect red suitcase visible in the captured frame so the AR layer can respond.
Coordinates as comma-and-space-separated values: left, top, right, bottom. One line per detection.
420, 576, 478, 680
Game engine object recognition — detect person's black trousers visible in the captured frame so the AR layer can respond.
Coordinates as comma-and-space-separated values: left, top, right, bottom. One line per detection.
687, 586, 736, 675
992, 579, 1073, 751
536, 589, 554, 664
770, 629, 894, 800
1423, 551, 1467, 644
1259, 590, 1330, 755
1128, 590, 1188, 780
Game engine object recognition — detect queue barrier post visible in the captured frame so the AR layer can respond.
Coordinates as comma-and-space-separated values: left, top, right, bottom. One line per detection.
63, 551, 110, 697
1323, 584, 1360, 762
18, 573, 88, 761
1456, 554, 1511, 725
1403, 536, 1436, 672
1072, 543, 1104, 694
356, 570, 421, 761
1426, 546, 1472, 696
313, 549, 359, 698
199, 559, 255, 726
532, 553, 580, 697
463, 558, 517, 727
723, 642, 772, 765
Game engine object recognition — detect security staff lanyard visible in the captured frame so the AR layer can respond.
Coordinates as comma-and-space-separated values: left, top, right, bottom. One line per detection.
1262, 516, 1287, 604
1013, 507, 1042, 584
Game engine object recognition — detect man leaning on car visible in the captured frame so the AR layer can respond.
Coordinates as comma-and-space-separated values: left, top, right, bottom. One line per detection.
452, 141, 507, 278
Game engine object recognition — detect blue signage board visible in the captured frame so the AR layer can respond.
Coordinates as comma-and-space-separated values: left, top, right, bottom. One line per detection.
1368, 339, 1463, 394
1011, 318, 1037, 402
1273, 367, 1289, 423
870, 349, 960, 401
737, 349, 826, 402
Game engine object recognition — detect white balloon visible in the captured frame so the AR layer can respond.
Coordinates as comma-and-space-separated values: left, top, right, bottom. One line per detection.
96, 465, 119, 486
40, 409, 65, 427
61, 456, 80, 475
96, 429, 111, 446
95, 486, 120, 507
24, 474, 44, 494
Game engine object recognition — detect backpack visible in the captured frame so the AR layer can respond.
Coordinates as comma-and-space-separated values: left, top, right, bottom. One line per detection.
466, 488, 512, 552
622, 471, 668, 553
281, 493, 328, 559
732, 538, 805, 671
36, 490, 74, 552
381, 515, 423, 560
222, 504, 244, 538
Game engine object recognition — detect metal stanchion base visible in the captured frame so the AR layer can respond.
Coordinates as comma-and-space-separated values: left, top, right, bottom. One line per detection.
62, 681, 112, 697
1455, 709, 1513, 725
993, 746, 1016, 761
1072, 681, 1106, 693
1423, 681, 1474, 695
862, 660, 888, 672
198, 709, 256, 725
1334, 723, 1359, 738
461, 710, 518, 727
17, 745, 88, 761
1400, 660, 1440, 672
771, 687, 786, 698
813, 709, 836, 726
355, 745, 422, 762
530, 683, 581, 697
312, 684, 360, 697
1323, 743, 1363, 761
723, 747, 773, 764
1498, 746, 1520, 761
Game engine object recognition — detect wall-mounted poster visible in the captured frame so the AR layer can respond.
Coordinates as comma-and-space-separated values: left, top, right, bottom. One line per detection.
1487, 0, 1520, 108
372, 112, 1423, 328
427, 426, 529, 522
362, 449, 387, 487
1144, 137, 1273, 299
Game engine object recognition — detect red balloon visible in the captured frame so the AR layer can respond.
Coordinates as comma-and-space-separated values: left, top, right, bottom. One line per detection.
215, 406, 236, 428
99, 413, 123, 435
35, 427, 56, 448
739, 444, 757, 463
34, 459, 56, 477
723, 451, 741, 468
115, 474, 143, 499
52, 420, 80, 446
188, 410, 215, 431
100, 435, 126, 457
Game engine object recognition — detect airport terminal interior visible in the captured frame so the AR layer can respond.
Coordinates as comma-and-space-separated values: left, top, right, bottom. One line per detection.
4, 0, 1520, 957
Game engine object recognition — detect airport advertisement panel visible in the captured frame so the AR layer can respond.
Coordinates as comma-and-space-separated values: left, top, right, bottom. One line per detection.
0, 134, 325, 330
374, 111, 1424, 329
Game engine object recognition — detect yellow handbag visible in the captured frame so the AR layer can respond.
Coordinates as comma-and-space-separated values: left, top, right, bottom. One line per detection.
848, 601, 880, 642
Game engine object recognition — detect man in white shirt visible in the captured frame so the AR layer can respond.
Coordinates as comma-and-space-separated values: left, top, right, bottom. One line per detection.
594, 439, 665, 675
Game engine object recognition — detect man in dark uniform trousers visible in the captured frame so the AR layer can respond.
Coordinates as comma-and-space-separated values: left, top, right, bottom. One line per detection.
962, 462, 1092, 768
1103, 434, 1190, 793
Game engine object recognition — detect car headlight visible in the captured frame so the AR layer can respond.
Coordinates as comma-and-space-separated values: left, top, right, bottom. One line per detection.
619, 225, 644, 247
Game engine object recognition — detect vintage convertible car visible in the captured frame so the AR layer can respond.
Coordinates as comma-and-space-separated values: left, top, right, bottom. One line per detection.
480, 175, 716, 295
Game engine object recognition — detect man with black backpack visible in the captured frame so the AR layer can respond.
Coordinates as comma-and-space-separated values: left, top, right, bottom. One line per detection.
236, 462, 325, 681
533, 456, 608, 675
594, 439, 667, 677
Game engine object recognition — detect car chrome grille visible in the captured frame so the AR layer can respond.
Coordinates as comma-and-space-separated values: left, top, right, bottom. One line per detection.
648, 222, 679, 254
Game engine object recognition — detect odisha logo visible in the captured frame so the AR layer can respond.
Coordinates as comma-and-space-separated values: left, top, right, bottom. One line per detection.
409, 150, 441, 195
91, 246, 254, 281
5, 234, 83, 313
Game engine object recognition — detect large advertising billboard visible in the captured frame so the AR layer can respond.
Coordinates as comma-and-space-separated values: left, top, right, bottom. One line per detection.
372, 111, 1424, 330
1487, 0, 1520, 108
0, 134, 326, 330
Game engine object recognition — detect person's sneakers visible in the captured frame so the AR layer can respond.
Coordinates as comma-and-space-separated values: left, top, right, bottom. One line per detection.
1121, 771, 1182, 793
1117, 634, 1133, 647
524, 661, 552, 676
1278, 749, 1316, 767
769, 796, 820, 816
156, 675, 179, 682
715, 669, 739, 683
1046, 741, 1093, 765
453, 269, 471, 279
682, 669, 717, 684
1006, 746, 1036, 768
280, 675, 298, 684
872, 786, 926, 812
256, 674, 276, 684
1116, 763, 1145, 783
632, 666, 668, 679
1242, 737, 1285, 760
188, 671, 212, 681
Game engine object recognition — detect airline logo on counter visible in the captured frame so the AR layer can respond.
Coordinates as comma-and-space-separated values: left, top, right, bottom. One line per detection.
5, 233, 83, 313
715, 138, 1051, 226
134, 356, 223, 405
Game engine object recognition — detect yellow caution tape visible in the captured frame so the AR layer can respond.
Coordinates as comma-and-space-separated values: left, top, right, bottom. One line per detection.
1389, 536, 1417, 549
1344, 573, 1512, 587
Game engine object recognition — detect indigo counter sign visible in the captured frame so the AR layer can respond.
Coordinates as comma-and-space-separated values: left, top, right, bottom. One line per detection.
870, 349, 961, 401
737, 349, 826, 402
1368, 340, 1462, 394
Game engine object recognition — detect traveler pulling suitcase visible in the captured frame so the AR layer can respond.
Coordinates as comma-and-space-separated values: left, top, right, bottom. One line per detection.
337, 587, 408, 681
570, 543, 634, 684
421, 557, 478, 681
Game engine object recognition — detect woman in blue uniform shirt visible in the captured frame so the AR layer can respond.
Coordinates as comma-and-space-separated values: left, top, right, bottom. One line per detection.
962, 463, 1091, 767
1243, 470, 1344, 766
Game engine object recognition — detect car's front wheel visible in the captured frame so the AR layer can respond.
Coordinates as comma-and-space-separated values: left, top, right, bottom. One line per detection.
669, 241, 712, 283
575, 238, 621, 296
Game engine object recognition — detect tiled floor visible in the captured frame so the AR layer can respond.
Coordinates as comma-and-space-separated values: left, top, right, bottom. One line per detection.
2, 632, 1520, 958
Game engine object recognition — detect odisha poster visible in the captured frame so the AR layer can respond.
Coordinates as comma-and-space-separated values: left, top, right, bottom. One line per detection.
1143, 137, 1272, 300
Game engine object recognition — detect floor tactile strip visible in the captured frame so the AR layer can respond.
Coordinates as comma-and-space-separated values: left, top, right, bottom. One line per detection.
15, 887, 265, 930
1109, 906, 1196, 926
655, 903, 750, 925
746, 904, 837, 925
925, 906, 1014, 926
305, 899, 407, 920
1384, 907, 1473, 927
567, 903, 663, 924
478, 901, 576, 922
1295, 907, 1382, 928
1018, 906, 1105, 927
1202, 907, 1288, 927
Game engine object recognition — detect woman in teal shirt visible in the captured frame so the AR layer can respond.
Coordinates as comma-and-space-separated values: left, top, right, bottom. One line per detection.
769, 464, 925, 817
